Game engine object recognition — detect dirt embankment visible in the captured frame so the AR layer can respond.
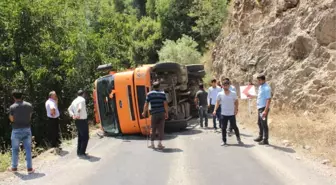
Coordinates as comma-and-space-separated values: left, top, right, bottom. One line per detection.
210, 0, 336, 165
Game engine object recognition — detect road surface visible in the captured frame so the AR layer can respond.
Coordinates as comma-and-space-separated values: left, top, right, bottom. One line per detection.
1, 121, 335, 185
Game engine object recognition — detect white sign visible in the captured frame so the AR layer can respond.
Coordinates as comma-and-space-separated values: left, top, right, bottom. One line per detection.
240, 85, 256, 99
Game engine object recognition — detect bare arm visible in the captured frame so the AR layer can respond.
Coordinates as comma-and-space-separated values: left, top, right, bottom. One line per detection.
234, 99, 239, 115
143, 102, 149, 114
264, 99, 271, 113
164, 101, 169, 119
9, 115, 14, 123
213, 99, 220, 114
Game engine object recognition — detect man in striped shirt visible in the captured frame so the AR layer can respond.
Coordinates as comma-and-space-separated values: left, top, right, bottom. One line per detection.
142, 81, 168, 150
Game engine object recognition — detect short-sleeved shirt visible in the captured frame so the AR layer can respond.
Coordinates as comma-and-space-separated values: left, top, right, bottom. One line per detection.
45, 98, 60, 118
146, 90, 167, 115
9, 101, 33, 129
216, 91, 238, 116
68, 96, 87, 119
195, 90, 208, 107
257, 83, 272, 109
229, 85, 236, 93
208, 86, 222, 105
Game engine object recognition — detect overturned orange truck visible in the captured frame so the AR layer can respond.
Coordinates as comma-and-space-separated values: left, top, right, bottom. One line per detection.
93, 62, 205, 135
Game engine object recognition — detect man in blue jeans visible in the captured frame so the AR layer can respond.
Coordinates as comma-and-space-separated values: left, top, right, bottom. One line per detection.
8, 90, 34, 173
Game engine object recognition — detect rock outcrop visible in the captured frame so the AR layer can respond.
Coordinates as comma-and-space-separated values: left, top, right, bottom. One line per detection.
212, 0, 336, 111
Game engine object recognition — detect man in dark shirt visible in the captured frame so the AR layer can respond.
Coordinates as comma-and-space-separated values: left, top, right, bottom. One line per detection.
8, 90, 34, 174
142, 81, 168, 150
195, 83, 208, 128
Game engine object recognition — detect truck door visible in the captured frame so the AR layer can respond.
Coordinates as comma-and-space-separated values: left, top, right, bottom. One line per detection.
133, 67, 152, 135
114, 71, 141, 134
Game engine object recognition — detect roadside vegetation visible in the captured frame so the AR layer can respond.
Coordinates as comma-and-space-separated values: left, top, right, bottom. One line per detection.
0, 0, 229, 171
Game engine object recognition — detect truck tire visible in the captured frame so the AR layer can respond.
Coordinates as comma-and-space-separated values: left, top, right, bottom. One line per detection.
188, 70, 206, 78
186, 64, 204, 72
154, 62, 188, 84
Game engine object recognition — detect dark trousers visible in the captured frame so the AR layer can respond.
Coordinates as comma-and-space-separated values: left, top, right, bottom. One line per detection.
198, 106, 208, 127
151, 112, 165, 141
75, 119, 89, 155
221, 115, 240, 143
258, 107, 269, 140
209, 105, 221, 128
47, 118, 61, 148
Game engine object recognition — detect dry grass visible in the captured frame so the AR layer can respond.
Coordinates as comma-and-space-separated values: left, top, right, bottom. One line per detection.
0, 150, 26, 172
237, 99, 336, 166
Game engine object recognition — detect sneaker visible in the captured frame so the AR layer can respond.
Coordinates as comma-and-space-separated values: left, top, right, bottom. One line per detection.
259, 140, 269, 145
27, 168, 35, 174
7, 167, 18, 173
157, 144, 165, 150
148, 144, 155, 149
221, 142, 227, 146
237, 139, 244, 145
78, 153, 90, 159
254, 137, 263, 142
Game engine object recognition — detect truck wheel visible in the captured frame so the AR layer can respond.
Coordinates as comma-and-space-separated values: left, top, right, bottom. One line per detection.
154, 62, 188, 84
188, 70, 206, 78
186, 64, 204, 72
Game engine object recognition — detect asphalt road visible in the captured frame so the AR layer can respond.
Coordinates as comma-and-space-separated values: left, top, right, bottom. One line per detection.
1, 121, 335, 185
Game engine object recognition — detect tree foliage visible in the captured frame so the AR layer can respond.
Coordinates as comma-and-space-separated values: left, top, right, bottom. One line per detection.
0, 0, 228, 151
158, 35, 201, 65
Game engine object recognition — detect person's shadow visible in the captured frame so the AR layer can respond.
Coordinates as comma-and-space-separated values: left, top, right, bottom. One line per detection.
79, 155, 101, 162
156, 148, 183, 153
14, 172, 46, 181
267, 144, 296, 153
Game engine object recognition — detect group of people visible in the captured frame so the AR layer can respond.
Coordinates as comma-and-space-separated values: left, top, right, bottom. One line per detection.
195, 74, 272, 146
7, 89, 91, 173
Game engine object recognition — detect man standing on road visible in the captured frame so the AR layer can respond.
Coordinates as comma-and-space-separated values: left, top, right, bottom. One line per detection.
68, 90, 90, 158
213, 80, 242, 146
224, 78, 236, 136
208, 79, 222, 129
195, 83, 208, 128
8, 90, 35, 174
45, 91, 61, 154
248, 74, 272, 145
142, 81, 168, 150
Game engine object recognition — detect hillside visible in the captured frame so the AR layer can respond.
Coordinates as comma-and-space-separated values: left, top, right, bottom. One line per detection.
211, 0, 336, 112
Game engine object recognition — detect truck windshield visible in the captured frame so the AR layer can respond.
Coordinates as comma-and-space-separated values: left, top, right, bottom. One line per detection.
96, 74, 121, 135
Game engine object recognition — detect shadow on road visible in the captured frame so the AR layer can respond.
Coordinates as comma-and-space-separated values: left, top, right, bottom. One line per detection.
59, 150, 69, 157
14, 172, 45, 181
156, 148, 183, 153
227, 143, 255, 148
240, 133, 253, 137
79, 155, 101, 162
267, 144, 296, 153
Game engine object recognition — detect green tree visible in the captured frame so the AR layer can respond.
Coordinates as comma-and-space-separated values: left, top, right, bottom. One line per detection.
189, 0, 228, 50
158, 35, 201, 64
130, 17, 162, 65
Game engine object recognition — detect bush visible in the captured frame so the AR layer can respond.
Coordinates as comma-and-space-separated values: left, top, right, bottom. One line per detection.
158, 35, 201, 64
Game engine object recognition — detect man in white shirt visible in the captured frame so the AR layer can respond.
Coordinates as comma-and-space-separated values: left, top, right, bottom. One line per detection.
68, 90, 89, 159
45, 91, 61, 154
207, 79, 222, 129
213, 80, 242, 146
223, 78, 236, 135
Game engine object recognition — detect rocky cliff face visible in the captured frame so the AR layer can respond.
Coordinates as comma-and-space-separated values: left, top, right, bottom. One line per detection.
212, 0, 336, 111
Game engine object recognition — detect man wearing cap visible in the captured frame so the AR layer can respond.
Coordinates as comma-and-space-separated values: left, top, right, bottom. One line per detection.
213, 80, 242, 146
8, 90, 35, 173
142, 81, 168, 150
68, 90, 90, 158
248, 74, 272, 145
45, 91, 61, 154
